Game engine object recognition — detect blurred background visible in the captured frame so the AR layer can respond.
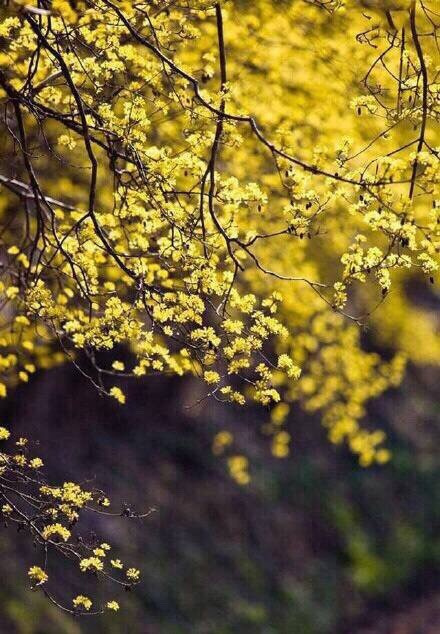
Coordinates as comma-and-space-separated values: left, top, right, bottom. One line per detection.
0, 358, 439, 634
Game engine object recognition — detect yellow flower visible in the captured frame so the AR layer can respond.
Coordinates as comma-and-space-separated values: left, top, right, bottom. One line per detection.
93, 547, 106, 558
111, 559, 123, 569
126, 567, 140, 581
42, 523, 71, 542
79, 557, 104, 573
13, 454, 26, 467
106, 600, 120, 611
0, 427, 10, 440
203, 370, 220, 385
28, 566, 48, 585
277, 354, 301, 379
112, 361, 125, 371
73, 595, 92, 611
30, 457, 44, 469
6, 286, 19, 299
212, 431, 233, 455
227, 455, 250, 485
15, 315, 30, 326
109, 386, 126, 404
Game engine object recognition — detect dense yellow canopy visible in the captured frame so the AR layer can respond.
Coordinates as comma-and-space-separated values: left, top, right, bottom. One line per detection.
0, 0, 439, 471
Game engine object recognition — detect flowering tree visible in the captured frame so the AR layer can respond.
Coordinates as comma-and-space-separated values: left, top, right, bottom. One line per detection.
0, 0, 439, 614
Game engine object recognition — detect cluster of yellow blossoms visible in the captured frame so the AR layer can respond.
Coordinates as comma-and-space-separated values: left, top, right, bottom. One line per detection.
0, 426, 142, 615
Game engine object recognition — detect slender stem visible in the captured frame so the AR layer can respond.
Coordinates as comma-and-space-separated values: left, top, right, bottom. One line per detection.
409, 0, 429, 199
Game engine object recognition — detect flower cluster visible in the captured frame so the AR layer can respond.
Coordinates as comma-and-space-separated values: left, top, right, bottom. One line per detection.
0, 426, 148, 615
